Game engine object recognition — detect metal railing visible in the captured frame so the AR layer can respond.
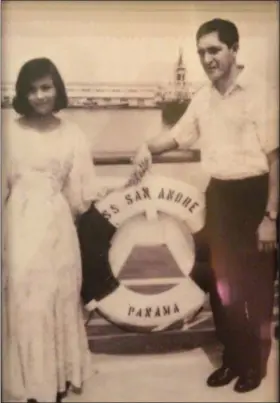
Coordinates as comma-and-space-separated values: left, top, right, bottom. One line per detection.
93, 149, 201, 166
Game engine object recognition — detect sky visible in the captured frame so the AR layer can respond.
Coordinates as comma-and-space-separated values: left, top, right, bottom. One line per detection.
2, 1, 278, 86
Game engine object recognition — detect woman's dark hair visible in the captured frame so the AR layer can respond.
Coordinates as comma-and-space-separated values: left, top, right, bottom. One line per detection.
196, 18, 239, 49
12, 57, 68, 116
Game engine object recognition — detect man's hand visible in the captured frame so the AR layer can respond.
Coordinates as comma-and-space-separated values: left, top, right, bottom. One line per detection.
124, 144, 152, 188
125, 154, 152, 189
257, 216, 277, 252
132, 143, 152, 168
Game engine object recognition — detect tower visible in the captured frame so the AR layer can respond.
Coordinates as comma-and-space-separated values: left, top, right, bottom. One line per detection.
176, 48, 186, 83
175, 48, 188, 100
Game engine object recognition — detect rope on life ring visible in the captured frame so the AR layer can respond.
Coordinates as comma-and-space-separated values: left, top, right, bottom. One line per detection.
79, 172, 207, 333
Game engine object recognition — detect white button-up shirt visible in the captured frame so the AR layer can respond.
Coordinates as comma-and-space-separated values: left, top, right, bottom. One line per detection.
171, 68, 278, 180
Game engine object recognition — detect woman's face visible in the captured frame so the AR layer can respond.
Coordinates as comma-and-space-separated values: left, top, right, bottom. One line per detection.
27, 75, 57, 116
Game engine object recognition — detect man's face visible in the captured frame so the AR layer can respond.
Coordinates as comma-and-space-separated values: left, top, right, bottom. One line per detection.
197, 31, 237, 83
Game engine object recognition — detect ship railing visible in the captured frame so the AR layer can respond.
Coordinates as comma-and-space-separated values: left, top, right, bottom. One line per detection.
93, 149, 201, 166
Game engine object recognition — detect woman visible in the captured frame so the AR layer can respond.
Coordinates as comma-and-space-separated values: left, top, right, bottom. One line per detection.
2, 57, 109, 402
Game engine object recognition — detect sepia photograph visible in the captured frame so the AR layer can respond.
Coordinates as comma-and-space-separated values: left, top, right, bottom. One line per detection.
1, 1, 279, 402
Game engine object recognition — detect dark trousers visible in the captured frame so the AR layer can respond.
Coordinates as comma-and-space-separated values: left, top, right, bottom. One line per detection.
77, 204, 119, 305
204, 174, 276, 376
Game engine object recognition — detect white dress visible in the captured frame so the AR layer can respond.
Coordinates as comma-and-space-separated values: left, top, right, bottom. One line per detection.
2, 117, 100, 402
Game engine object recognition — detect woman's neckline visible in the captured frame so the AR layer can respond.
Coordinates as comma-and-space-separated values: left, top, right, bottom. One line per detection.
17, 115, 63, 133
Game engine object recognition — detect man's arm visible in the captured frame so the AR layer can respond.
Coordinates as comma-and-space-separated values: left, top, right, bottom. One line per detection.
257, 148, 279, 252
256, 83, 279, 251
146, 134, 179, 155
145, 96, 201, 156
256, 85, 279, 215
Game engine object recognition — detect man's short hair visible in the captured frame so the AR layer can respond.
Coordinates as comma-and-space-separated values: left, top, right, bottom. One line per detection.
196, 18, 239, 48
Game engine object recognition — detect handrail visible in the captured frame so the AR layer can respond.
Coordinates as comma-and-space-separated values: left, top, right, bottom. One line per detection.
93, 149, 200, 166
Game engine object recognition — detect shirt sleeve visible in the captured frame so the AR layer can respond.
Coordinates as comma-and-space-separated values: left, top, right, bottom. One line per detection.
255, 85, 279, 154
63, 122, 105, 216
169, 94, 201, 149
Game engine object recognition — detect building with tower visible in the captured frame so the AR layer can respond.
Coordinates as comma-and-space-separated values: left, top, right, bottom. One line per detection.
1, 50, 191, 109
158, 48, 189, 103
174, 47, 188, 100
159, 49, 191, 127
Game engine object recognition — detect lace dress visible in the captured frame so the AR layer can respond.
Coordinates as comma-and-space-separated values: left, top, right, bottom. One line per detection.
2, 118, 100, 402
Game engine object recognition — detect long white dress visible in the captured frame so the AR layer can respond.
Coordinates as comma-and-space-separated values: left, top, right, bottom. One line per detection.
2, 117, 100, 402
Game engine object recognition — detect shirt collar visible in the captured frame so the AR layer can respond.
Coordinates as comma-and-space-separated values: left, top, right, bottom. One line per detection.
233, 65, 251, 89
210, 65, 253, 97
225, 65, 248, 96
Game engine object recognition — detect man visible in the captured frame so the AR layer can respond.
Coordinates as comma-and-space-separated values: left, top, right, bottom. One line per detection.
134, 18, 278, 393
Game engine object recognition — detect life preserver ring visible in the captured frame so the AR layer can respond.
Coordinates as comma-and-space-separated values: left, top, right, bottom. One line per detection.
84, 173, 206, 332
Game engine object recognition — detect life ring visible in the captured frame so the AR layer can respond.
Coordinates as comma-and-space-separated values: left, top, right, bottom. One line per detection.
84, 173, 206, 332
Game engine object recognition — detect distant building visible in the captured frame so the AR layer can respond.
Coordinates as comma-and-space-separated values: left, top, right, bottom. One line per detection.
1, 51, 198, 109
66, 82, 161, 108
1, 81, 161, 109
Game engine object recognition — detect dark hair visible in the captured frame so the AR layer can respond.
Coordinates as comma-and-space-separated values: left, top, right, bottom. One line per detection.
12, 57, 68, 116
196, 18, 239, 49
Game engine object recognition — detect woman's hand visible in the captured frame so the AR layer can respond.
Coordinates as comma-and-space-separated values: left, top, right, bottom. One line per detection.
95, 187, 115, 201
257, 216, 277, 252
